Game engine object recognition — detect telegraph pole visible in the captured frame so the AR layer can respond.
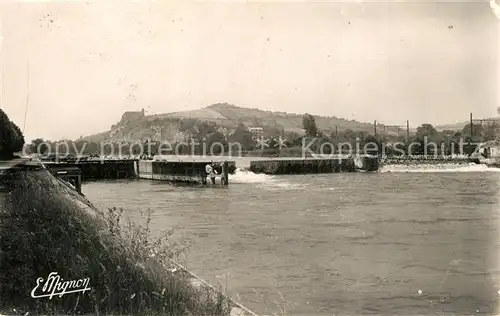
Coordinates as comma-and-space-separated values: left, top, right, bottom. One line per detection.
470, 112, 473, 137
22, 60, 30, 133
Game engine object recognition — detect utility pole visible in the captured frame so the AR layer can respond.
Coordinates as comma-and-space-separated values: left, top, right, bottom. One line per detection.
470, 112, 473, 137
23, 60, 30, 133
406, 120, 410, 140
374, 120, 377, 136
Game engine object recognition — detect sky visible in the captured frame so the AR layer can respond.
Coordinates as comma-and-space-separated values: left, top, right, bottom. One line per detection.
0, 0, 498, 141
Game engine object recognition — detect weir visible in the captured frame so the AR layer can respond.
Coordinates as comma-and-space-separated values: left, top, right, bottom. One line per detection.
43, 159, 137, 180
40, 158, 237, 189
381, 156, 481, 166
137, 159, 236, 186
42, 158, 237, 185
249, 155, 379, 175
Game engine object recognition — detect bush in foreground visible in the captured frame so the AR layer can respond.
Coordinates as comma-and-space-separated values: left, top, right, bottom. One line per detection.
0, 168, 231, 315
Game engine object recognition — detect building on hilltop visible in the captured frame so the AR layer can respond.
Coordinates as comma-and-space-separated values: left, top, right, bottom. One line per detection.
120, 108, 145, 123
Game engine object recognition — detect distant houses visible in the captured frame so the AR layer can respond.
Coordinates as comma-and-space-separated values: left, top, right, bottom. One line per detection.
247, 127, 264, 135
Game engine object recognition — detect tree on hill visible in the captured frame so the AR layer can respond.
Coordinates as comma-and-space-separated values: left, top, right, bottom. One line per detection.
228, 124, 256, 150
251, 116, 263, 127
0, 109, 25, 160
461, 123, 483, 138
302, 113, 319, 137
193, 121, 217, 139
206, 131, 227, 154
363, 134, 380, 150
179, 118, 198, 132
284, 132, 303, 147
482, 122, 499, 141
338, 129, 357, 145
29, 138, 49, 155
416, 123, 437, 137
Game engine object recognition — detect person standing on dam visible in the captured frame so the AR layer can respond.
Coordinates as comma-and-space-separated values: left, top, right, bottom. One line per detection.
205, 163, 217, 185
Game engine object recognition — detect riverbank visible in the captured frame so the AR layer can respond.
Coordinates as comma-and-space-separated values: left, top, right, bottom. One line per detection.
0, 162, 256, 315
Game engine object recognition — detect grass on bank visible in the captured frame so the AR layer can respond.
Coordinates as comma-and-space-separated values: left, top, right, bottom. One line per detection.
0, 168, 231, 315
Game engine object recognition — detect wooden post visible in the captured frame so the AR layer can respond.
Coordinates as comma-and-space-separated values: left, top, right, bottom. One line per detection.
199, 162, 206, 185
222, 161, 229, 186
75, 174, 82, 194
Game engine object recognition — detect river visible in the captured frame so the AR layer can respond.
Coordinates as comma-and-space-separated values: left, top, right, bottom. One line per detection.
83, 162, 500, 315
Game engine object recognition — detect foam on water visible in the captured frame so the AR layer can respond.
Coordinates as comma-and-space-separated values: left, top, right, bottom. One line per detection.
380, 163, 500, 173
229, 164, 500, 188
228, 168, 305, 190
260, 181, 308, 191
228, 168, 274, 183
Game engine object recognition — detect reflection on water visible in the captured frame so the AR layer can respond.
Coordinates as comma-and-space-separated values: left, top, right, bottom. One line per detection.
84, 166, 500, 315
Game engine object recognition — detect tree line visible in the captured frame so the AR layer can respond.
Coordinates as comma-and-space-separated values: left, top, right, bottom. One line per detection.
300, 113, 499, 156
15, 113, 500, 158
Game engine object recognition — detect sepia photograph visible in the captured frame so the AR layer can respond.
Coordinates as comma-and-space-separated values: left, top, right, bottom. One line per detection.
0, 0, 499, 315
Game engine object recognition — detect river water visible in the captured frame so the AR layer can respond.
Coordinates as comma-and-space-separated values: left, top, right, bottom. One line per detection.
84, 162, 500, 315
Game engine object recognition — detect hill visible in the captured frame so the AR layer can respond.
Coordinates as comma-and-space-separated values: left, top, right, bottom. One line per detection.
80, 103, 407, 143
435, 117, 500, 132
